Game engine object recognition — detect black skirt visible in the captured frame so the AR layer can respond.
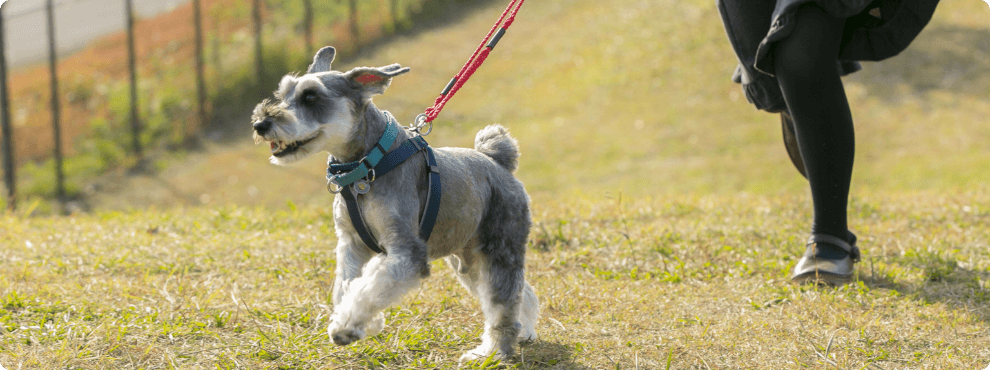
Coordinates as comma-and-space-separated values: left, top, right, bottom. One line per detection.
717, 0, 940, 112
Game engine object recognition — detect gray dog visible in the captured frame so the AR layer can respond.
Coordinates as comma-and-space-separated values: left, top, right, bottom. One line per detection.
250, 46, 539, 362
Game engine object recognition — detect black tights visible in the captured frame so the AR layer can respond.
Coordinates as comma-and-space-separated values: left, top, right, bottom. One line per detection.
774, 4, 855, 241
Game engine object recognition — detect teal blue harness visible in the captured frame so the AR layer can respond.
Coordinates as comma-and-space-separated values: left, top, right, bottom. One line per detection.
326, 113, 442, 255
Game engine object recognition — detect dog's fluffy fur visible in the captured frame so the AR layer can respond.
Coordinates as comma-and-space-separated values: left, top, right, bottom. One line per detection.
251, 46, 538, 362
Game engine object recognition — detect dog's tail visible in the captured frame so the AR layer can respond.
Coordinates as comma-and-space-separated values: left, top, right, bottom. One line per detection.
474, 124, 520, 172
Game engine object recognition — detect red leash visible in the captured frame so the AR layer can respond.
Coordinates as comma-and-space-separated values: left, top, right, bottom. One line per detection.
414, 0, 526, 131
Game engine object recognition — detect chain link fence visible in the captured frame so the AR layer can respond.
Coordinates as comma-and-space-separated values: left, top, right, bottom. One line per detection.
0, 0, 461, 214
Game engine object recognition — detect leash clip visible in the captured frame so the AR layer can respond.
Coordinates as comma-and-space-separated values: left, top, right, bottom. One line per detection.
409, 114, 433, 136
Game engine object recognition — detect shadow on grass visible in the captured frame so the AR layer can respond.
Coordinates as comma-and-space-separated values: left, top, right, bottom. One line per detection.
849, 25, 990, 103
860, 259, 990, 323
518, 340, 588, 369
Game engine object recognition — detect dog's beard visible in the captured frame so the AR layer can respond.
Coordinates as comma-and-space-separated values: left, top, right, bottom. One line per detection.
255, 101, 354, 166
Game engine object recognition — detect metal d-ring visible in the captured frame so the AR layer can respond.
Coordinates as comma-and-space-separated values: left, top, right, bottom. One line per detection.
367, 168, 376, 183
327, 176, 343, 194
420, 120, 433, 136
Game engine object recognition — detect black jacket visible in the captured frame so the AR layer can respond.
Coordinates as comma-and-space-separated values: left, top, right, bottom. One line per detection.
717, 0, 940, 112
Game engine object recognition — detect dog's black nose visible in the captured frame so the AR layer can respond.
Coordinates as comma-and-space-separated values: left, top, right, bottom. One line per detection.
253, 118, 272, 135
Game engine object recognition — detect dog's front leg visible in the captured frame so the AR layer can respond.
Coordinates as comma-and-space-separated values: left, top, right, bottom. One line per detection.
331, 232, 374, 307
329, 229, 388, 343
328, 236, 429, 346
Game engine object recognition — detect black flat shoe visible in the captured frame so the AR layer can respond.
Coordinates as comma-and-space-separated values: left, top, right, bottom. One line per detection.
791, 233, 861, 285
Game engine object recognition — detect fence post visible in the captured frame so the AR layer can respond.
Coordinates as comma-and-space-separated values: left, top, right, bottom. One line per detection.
303, 0, 313, 57
46, 0, 66, 211
391, 0, 398, 29
212, 11, 221, 80
252, 0, 263, 86
125, 0, 143, 160
0, 8, 14, 211
193, 0, 206, 137
349, 0, 358, 45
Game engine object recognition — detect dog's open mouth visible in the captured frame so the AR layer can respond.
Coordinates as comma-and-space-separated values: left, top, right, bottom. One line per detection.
269, 132, 320, 157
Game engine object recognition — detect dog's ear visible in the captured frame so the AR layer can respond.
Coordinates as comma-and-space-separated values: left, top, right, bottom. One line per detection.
344, 65, 411, 97
307, 46, 336, 74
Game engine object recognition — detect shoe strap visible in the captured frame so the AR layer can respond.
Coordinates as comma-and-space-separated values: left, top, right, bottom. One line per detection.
808, 233, 861, 263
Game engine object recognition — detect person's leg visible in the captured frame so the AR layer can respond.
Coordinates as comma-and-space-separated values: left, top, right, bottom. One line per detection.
774, 4, 856, 255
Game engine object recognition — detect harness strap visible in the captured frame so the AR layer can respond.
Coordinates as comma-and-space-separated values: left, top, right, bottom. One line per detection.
375, 136, 428, 177
340, 186, 384, 254
328, 121, 442, 254
327, 136, 429, 180
808, 234, 861, 263
330, 116, 400, 187
419, 147, 442, 242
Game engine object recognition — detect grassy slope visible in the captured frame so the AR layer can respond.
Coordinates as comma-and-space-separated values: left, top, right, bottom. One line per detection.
2, 0, 990, 368
86, 0, 989, 210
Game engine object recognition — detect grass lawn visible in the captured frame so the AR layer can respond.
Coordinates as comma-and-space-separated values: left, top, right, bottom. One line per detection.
2, 190, 989, 368
2, 0, 989, 368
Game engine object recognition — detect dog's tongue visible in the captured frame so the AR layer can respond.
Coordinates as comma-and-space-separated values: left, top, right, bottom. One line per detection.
269, 142, 277, 150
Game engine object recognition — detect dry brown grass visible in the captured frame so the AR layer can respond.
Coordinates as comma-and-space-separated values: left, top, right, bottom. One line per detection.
2, 190, 989, 368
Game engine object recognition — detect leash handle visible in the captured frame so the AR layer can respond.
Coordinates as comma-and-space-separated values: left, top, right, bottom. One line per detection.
421, 0, 526, 124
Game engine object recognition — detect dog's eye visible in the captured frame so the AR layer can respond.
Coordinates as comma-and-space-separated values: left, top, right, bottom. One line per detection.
302, 91, 319, 104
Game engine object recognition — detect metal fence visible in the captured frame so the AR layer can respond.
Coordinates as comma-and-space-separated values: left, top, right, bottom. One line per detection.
0, 0, 413, 213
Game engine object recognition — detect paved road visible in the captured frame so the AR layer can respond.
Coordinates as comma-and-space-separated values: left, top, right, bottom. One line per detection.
2, 0, 189, 69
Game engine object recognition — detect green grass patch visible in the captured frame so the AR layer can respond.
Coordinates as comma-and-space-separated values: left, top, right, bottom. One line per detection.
2, 190, 990, 368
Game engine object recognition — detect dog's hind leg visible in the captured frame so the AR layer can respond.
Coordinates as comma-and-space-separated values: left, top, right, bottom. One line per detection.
459, 254, 524, 362
517, 280, 539, 343
459, 189, 534, 363
446, 251, 481, 295
448, 248, 538, 346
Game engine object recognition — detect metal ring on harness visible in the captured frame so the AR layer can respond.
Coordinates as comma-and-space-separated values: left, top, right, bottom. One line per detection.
367, 168, 376, 183
327, 176, 343, 194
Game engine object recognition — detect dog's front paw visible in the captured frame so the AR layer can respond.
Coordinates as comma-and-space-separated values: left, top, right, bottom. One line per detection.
328, 320, 365, 346
327, 312, 386, 346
